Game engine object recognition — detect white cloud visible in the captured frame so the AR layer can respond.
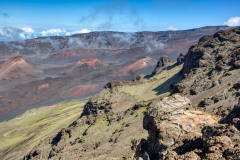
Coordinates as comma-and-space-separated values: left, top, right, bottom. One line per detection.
78, 28, 91, 33
167, 25, 177, 31
20, 27, 36, 39
21, 27, 35, 34
0, 26, 36, 41
66, 29, 91, 36
19, 32, 26, 39
0, 26, 92, 41
40, 29, 67, 36
224, 17, 240, 26
41, 28, 91, 37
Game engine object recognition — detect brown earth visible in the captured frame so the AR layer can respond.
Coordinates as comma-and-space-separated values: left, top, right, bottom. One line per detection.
70, 85, 99, 97
116, 57, 157, 76
0, 56, 41, 80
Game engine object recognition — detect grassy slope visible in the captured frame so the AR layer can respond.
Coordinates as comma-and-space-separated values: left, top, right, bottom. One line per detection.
118, 64, 183, 101
0, 100, 87, 160
30, 64, 183, 159
0, 64, 183, 160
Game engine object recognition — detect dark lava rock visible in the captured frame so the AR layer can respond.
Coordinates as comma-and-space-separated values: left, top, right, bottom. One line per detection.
176, 52, 186, 65
151, 55, 171, 75
155, 55, 171, 68
181, 27, 240, 75
174, 27, 240, 113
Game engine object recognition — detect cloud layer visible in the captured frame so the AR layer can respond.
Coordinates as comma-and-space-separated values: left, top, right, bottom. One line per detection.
224, 17, 240, 26
0, 27, 91, 41
167, 26, 177, 31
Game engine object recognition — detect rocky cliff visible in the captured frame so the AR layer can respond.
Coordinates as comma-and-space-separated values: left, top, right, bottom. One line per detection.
135, 96, 240, 160
135, 27, 240, 160
175, 27, 240, 117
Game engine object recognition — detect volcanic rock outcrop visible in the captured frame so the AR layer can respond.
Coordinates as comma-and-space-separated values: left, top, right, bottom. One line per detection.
151, 55, 171, 75
135, 95, 217, 159
135, 27, 240, 160
136, 98, 240, 160
174, 27, 240, 116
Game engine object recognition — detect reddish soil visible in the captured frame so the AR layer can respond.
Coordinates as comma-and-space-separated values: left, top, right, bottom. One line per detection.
0, 56, 39, 80
37, 83, 49, 91
112, 49, 126, 54
117, 57, 156, 75
77, 58, 101, 67
70, 85, 99, 97
8, 56, 26, 63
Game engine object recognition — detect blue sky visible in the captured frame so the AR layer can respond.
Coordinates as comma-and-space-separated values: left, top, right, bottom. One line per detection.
0, 0, 240, 33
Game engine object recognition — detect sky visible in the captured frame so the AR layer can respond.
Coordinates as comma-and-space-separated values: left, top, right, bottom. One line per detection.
0, 0, 240, 40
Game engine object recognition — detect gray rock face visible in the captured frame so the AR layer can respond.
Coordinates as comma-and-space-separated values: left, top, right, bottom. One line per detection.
155, 55, 171, 69
135, 95, 217, 160
136, 96, 240, 160
182, 27, 240, 75
176, 52, 186, 65
173, 27, 240, 117
151, 55, 171, 75
179, 27, 240, 86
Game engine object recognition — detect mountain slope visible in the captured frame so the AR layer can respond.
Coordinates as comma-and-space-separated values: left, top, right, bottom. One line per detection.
0, 100, 87, 160
175, 27, 240, 117
0, 27, 239, 160
135, 27, 240, 160
0, 56, 41, 80
0, 58, 182, 160
0, 26, 231, 58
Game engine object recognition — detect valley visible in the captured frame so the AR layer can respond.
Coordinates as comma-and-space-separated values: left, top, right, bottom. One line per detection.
0, 26, 232, 121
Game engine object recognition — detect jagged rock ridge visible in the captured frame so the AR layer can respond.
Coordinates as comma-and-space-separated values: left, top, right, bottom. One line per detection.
175, 27, 240, 116
135, 27, 240, 160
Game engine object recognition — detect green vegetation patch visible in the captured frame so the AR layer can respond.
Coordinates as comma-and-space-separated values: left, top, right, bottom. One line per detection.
0, 99, 87, 158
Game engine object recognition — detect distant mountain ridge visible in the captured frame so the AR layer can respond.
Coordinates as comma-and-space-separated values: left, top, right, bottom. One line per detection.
0, 26, 232, 58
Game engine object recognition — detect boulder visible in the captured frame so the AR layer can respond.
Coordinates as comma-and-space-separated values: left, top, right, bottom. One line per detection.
136, 98, 240, 160
135, 95, 217, 160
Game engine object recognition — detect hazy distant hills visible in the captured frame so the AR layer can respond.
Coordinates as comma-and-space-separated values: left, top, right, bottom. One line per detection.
0, 26, 231, 59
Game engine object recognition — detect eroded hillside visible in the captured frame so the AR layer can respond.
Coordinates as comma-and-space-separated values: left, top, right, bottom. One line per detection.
136, 27, 240, 160
0, 27, 239, 160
